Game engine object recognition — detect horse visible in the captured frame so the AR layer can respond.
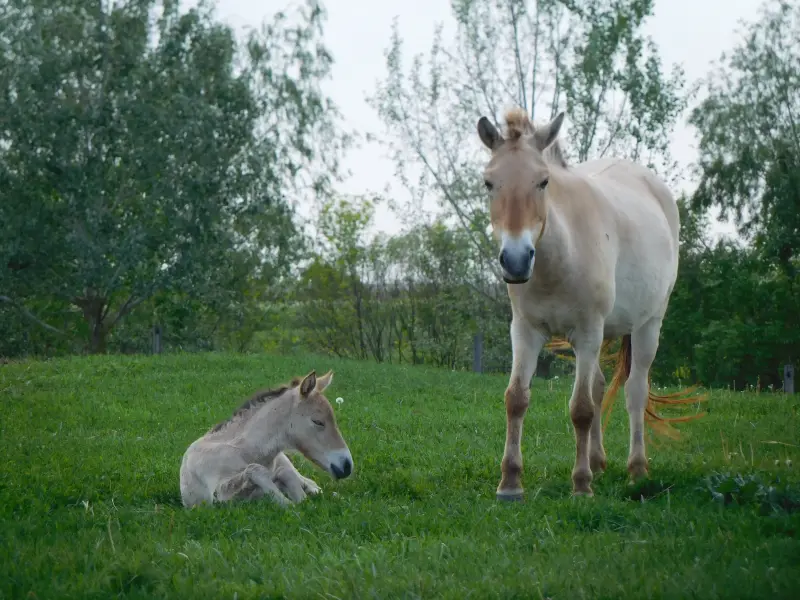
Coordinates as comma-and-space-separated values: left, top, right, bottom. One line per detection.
179, 370, 353, 508
476, 107, 705, 499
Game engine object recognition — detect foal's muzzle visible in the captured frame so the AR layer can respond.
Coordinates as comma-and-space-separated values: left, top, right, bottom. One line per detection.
327, 448, 354, 480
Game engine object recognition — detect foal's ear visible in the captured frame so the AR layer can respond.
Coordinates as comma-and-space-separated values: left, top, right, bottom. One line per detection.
478, 116, 502, 150
315, 370, 334, 392
533, 111, 565, 151
299, 371, 317, 397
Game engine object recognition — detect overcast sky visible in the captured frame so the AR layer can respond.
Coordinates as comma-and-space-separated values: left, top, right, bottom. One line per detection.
206, 0, 761, 238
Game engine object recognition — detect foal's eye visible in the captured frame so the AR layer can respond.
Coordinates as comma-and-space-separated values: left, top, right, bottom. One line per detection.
312, 419, 325, 428
484, 180, 493, 191
537, 178, 549, 190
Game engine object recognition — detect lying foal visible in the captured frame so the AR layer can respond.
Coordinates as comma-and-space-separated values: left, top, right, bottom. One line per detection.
180, 370, 353, 508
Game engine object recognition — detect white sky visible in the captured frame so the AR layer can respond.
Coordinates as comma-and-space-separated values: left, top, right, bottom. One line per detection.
209, 0, 761, 239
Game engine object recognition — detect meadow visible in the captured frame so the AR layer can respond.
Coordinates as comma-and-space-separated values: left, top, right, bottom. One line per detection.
1, 352, 799, 599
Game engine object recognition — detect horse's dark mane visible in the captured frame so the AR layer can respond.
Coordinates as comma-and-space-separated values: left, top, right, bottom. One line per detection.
209, 376, 301, 433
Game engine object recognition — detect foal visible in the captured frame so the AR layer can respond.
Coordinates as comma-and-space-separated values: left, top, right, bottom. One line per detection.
180, 370, 353, 508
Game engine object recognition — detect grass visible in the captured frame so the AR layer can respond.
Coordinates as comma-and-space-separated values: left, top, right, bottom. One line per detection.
1, 352, 799, 599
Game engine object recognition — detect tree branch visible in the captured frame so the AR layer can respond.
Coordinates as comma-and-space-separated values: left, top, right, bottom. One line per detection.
0, 295, 65, 335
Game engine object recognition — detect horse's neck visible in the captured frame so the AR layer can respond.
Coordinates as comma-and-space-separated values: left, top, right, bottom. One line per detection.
239, 400, 291, 461
533, 199, 571, 284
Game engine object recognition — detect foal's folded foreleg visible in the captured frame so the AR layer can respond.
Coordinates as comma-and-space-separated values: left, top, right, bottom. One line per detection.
215, 463, 292, 507
272, 452, 321, 502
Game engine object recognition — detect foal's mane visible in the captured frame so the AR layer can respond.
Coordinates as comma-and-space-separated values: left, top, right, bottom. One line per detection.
209, 376, 302, 433
503, 107, 568, 169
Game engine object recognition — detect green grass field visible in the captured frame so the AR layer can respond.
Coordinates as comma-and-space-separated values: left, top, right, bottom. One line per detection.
1, 353, 799, 599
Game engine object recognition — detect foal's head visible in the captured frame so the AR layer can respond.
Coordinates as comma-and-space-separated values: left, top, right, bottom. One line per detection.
287, 370, 353, 480
477, 108, 566, 284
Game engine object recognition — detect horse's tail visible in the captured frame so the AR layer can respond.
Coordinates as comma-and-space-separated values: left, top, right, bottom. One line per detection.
601, 334, 708, 440
545, 335, 708, 440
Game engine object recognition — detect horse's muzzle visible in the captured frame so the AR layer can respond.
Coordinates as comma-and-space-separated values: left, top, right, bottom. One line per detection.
327, 448, 354, 479
499, 246, 534, 284
331, 459, 352, 479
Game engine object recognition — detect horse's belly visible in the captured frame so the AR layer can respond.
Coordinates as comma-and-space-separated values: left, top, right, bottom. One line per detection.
607, 251, 676, 334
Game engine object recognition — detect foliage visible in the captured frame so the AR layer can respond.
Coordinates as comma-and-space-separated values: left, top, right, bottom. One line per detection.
369, 0, 688, 284
290, 195, 518, 371
690, 0, 800, 275
1, 353, 799, 598
654, 197, 799, 389
704, 471, 800, 515
0, 0, 343, 354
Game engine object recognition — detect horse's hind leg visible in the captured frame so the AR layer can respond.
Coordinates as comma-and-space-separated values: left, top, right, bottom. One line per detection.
215, 464, 292, 507
589, 365, 607, 473
626, 317, 661, 481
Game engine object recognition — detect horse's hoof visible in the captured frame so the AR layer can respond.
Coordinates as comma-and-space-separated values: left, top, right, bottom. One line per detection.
496, 489, 524, 502
572, 489, 594, 498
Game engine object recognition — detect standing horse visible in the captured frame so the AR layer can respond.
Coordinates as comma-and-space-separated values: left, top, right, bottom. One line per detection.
477, 107, 705, 499
180, 370, 353, 508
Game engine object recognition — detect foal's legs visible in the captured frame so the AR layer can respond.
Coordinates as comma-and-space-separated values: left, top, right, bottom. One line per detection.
569, 328, 603, 496
496, 318, 547, 501
626, 318, 662, 481
272, 453, 321, 503
589, 365, 607, 473
215, 463, 292, 506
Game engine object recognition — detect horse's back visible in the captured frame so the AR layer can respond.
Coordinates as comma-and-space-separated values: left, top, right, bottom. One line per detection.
575, 157, 679, 245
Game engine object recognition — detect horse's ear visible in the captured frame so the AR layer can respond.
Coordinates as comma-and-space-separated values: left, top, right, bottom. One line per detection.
315, 370, 334, 392
478, 116, 502, 150
533, 111, 565, 151
299, 371, 316, 397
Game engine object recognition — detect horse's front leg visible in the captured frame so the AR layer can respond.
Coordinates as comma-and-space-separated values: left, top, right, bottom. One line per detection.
497, 318, 547, 501
570, 327, 603, 496
272, 452, 319, 503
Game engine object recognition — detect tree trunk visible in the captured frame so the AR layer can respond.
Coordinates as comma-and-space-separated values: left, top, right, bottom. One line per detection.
76, 293, 108, 354
90, 324, 108, 354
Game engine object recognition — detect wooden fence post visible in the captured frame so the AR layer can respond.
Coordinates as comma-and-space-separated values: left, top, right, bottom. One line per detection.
473, 332, 484, 373
152, 324, 162, 355
784, 365, 795, 394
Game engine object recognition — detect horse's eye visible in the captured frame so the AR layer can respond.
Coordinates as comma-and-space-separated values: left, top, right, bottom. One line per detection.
312, 419, 325, 428
484, 180, 493, 191
537, 178, 549, 190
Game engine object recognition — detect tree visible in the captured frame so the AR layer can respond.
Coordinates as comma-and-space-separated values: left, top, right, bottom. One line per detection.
0, 0, 344, 354
689, 0, 800, 277
369, 0, 688, 284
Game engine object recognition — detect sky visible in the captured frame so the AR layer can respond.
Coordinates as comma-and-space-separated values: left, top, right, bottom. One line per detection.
205, 0, 762, 239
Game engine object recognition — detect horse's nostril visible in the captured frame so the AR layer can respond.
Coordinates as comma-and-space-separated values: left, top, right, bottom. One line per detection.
499, 250, 508, 269
331, 458, 353, 479
529, 248, 535, 260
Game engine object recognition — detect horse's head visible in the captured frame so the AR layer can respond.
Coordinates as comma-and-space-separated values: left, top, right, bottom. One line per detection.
477, 108, 565, 284
286, 370, 353, 480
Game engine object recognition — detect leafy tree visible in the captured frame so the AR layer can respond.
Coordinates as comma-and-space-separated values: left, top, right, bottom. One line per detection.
690, 0, 800, 276
369, 0, 688, 283
0, 0, 344, 354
